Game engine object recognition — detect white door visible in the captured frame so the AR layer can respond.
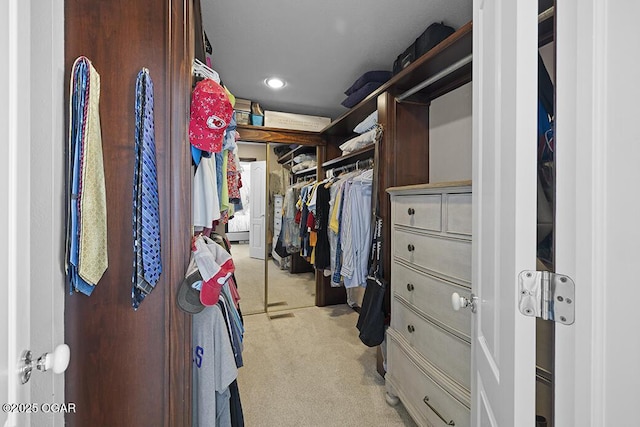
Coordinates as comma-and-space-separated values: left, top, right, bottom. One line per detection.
2, 1, 66, 426
2, 1, 33, 426
249, 161, 266, 259
471, 0, 538, 425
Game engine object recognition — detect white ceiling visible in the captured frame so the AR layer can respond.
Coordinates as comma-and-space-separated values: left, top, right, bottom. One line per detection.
201, 0, 472, 120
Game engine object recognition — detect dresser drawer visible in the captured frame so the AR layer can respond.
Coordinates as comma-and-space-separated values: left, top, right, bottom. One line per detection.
445, 192, 472, 236
392, 298, 470, 390
393, 261, 471, 340
393, 194, 442, 231
394, 230, 471, 284
387, 335, 470, 427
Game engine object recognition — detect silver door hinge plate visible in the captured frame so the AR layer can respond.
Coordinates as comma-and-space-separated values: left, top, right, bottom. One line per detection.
518, 271, 575, 325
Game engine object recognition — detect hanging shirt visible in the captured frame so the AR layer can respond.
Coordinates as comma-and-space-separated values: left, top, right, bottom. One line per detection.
314, 184, 332, 269
193, 156, 220, 227
192, 305, 238, 427
342, 170, 373, 288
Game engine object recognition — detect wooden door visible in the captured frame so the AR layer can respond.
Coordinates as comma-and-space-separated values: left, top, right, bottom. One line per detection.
64, 1, 193, 425
471, 0, 538, 425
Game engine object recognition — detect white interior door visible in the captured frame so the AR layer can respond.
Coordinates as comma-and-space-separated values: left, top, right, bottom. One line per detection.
471, 0, 538, 425
2, 1, 66, 426
249, 161, 266, 259
2, 1, 33, 425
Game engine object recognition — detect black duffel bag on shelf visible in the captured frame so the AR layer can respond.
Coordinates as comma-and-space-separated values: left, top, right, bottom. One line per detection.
392, 21, 455, 75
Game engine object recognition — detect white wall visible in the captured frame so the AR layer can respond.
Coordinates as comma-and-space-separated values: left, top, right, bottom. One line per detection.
429, 82, 473, 182
237, 141, 267, 161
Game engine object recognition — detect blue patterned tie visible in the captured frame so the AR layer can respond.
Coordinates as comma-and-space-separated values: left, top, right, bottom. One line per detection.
132, 68, 162, 308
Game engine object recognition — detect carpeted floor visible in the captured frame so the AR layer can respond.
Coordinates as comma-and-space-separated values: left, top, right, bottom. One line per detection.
237, 305, 417, 427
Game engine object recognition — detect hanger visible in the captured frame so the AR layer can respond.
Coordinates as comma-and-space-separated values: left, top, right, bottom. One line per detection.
192, 59, 220, 83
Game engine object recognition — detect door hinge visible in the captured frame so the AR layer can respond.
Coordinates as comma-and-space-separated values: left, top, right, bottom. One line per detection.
518, 271, 575, 325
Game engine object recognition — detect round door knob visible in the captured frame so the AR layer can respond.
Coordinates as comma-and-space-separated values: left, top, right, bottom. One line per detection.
407, 244, 415, 252
407, 325, 415, 333
451, 292, 477, 313
38, 344, 71, 374
50, 344, 71, 374
451, 292, 464, 311
407, 208, 415, 215
407, 283, 414, 292
20, 344, 71, 384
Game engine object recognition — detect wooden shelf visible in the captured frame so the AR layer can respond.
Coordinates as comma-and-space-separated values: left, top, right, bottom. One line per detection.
321, 144, 375, 168
236, 124, 324, 146
277, 144, 316, 164
321, 21, 473, 137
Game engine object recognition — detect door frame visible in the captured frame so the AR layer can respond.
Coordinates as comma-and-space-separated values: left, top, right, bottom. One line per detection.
554, 0, 640, 425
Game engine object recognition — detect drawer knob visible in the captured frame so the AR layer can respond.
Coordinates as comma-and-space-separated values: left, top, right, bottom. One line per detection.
407, 244, 415, 252
407, 324, 415, 333
407, 283, 414, 292
407, 207, 415, 215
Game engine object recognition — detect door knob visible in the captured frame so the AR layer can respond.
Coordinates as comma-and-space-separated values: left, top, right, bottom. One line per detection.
451, 292, 477, 313
19, 344, 70, 384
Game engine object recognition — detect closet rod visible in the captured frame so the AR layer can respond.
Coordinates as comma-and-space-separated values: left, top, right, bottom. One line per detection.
329, 158, 374, 175
396, 6, 554, 103
396, 54, 472, 102
538, 5, 555, 23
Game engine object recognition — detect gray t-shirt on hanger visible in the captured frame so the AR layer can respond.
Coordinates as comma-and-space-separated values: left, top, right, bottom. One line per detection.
192, 305, 238, 426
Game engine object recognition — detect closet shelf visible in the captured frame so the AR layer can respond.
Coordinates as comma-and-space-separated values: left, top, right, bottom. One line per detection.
236, 124, 324, 146
293, 166, 318, 176
321, 21, 473, 137
321, 144, 375, 169
276, 144, 316, 165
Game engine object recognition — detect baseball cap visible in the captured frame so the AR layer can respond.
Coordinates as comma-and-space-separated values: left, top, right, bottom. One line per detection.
189, 79, 233, 153
199, 241, 235, 306
176, 257, 205, 314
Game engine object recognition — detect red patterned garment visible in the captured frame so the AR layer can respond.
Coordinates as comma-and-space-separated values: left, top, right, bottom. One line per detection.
227, 150, 241, 203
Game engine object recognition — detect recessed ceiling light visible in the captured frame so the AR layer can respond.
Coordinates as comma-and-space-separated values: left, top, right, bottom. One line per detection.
265, 77, 286, 89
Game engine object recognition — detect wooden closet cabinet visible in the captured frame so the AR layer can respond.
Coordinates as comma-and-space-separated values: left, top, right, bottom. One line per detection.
318, 22, 473, 310
317, 23, 472, 312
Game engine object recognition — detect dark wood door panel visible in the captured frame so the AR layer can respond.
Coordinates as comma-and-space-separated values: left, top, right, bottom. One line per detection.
65, 1, 192, 426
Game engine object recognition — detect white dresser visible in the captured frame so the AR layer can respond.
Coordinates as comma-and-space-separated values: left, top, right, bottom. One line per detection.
386, 181, 472, 427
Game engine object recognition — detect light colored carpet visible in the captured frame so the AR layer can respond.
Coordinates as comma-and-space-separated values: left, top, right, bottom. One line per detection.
231, 243, 316, 314
237, 305, 417, 427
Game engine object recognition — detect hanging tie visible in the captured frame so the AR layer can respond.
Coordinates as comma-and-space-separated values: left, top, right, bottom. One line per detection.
132, 68, 162, 309
65, 56, 108, 296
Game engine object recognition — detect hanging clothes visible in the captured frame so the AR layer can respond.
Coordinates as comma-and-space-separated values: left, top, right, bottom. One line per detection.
321, 168, 374, 288
192, 305, 238, 427
193, 155, 221, 227
313, 183, 332, 269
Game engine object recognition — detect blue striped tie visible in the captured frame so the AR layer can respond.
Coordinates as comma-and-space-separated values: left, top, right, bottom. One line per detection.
132, 68, 162, 308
